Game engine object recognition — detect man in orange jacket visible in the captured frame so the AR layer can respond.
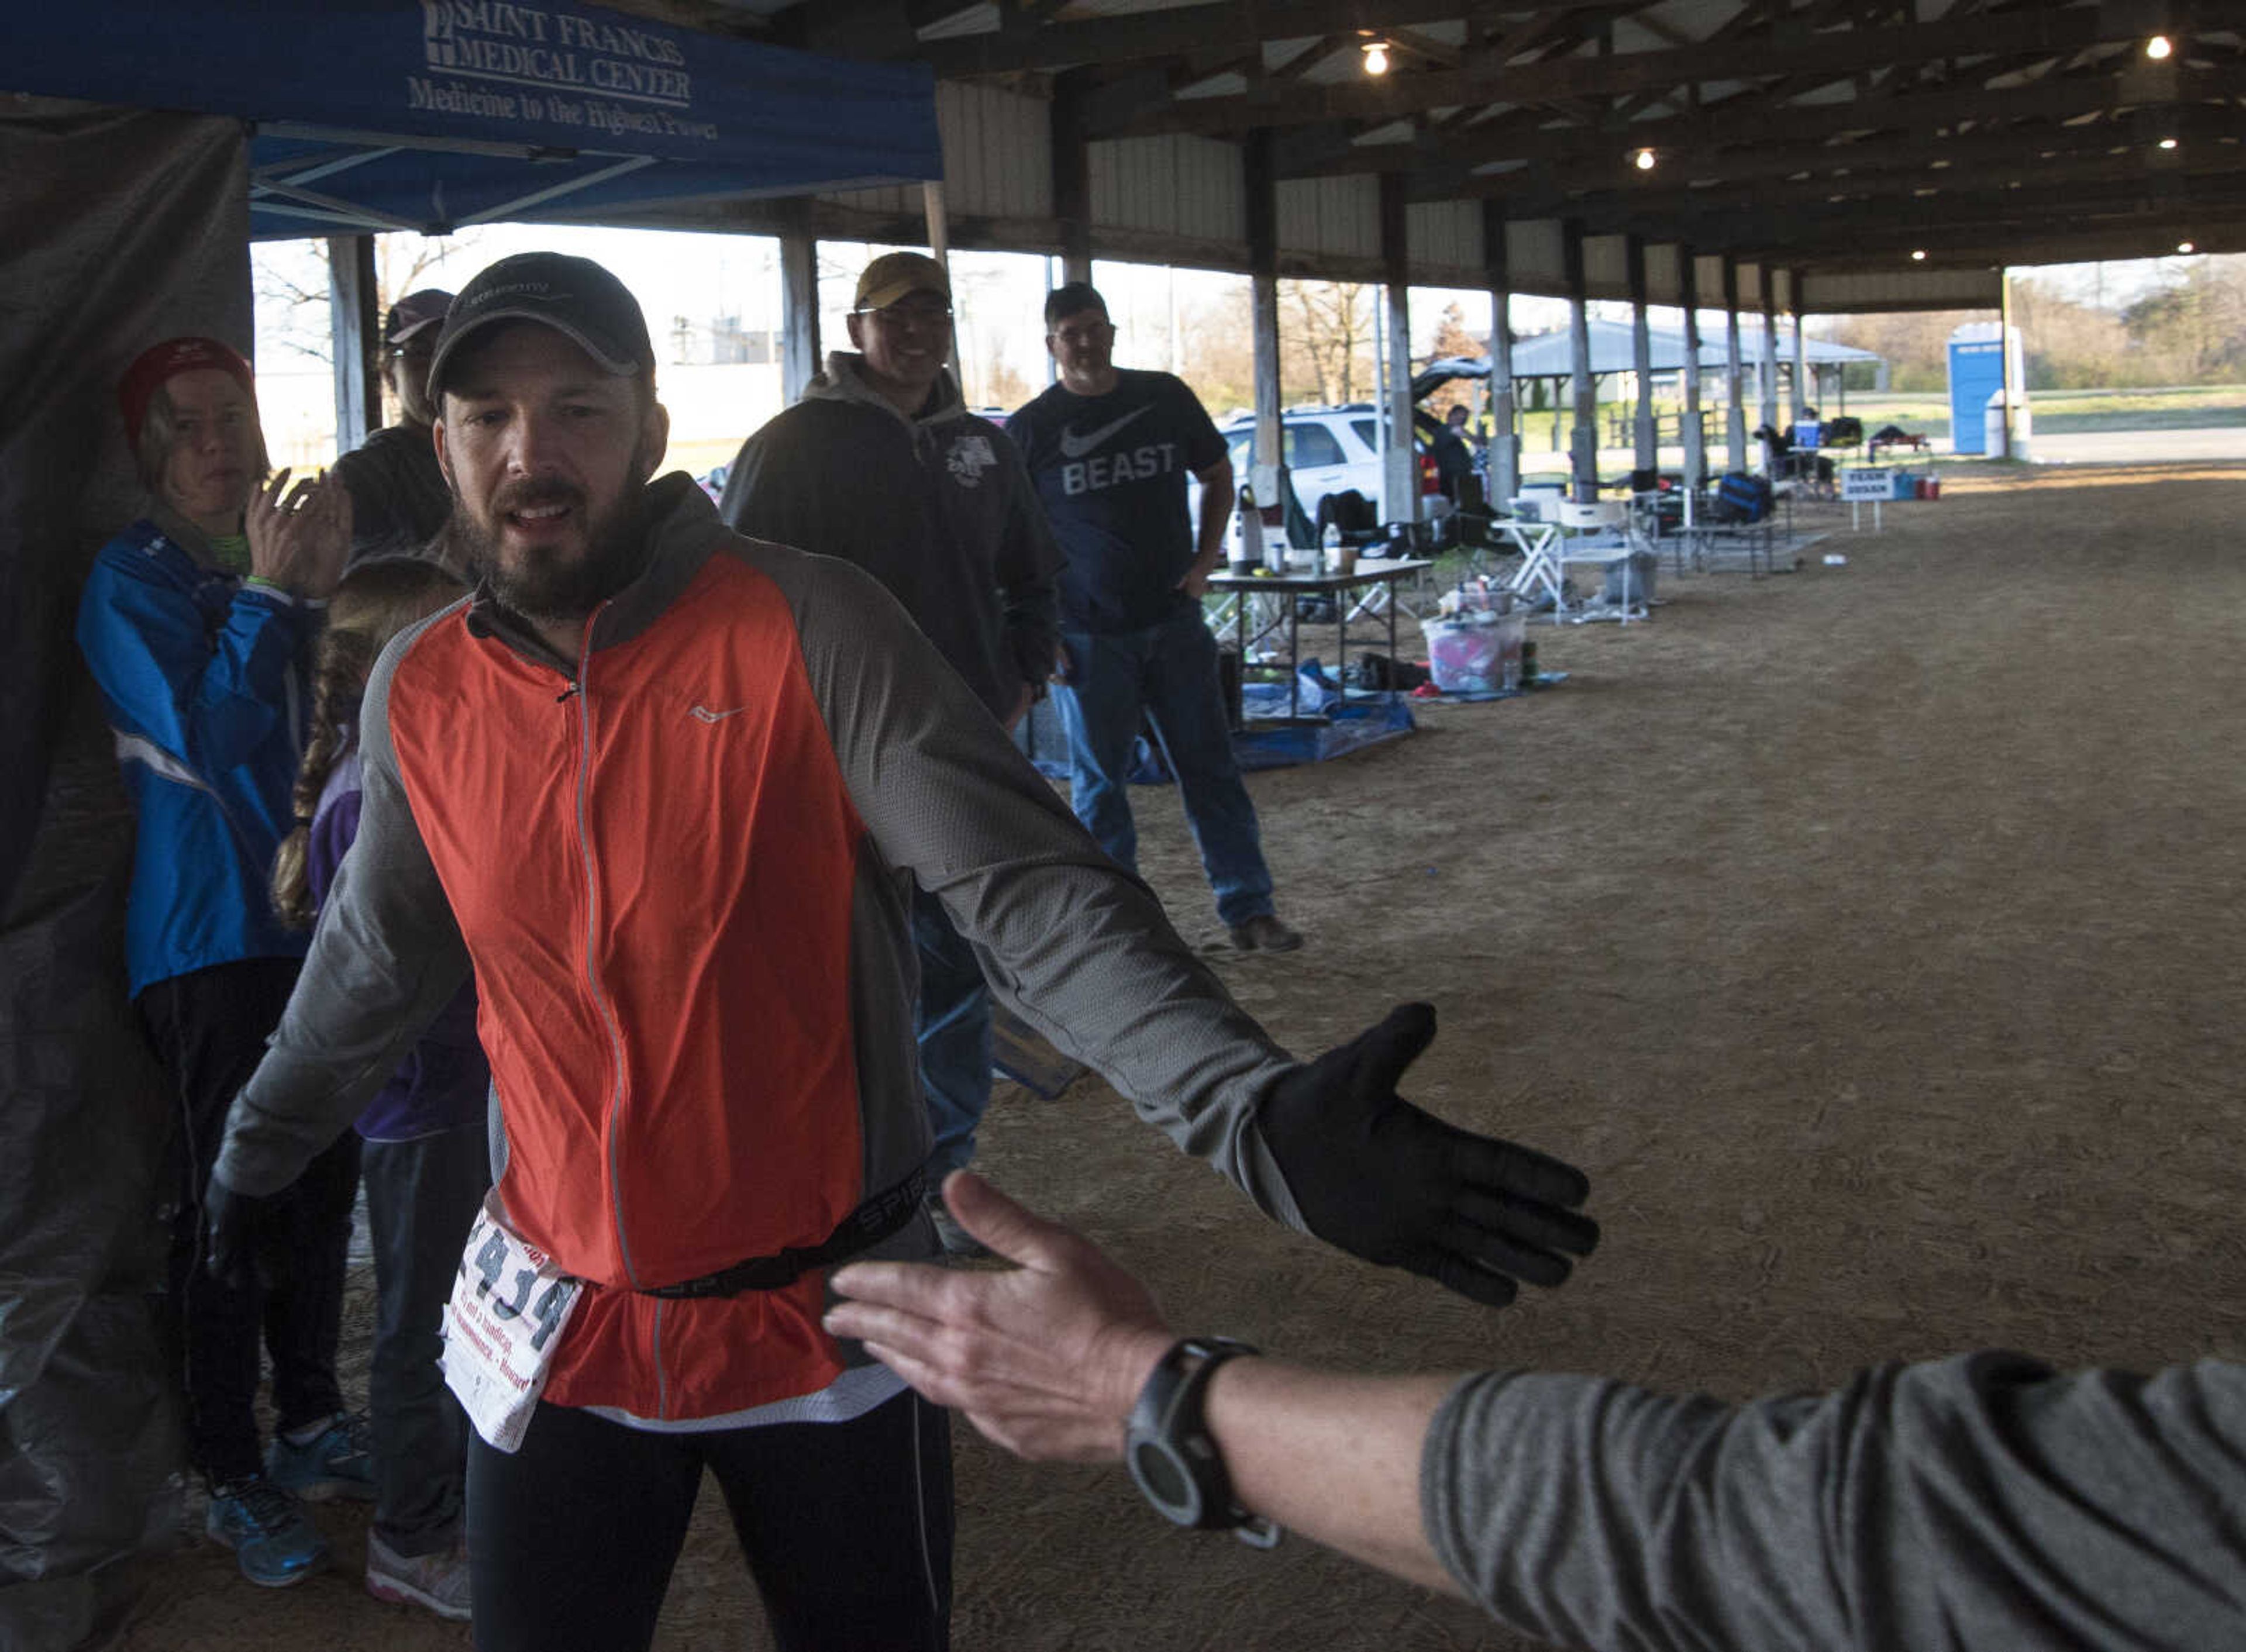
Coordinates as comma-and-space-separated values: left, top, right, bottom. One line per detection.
209, 252, 1597, 1651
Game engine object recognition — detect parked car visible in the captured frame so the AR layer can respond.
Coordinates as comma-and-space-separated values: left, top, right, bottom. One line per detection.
1193, 403, 1446, 529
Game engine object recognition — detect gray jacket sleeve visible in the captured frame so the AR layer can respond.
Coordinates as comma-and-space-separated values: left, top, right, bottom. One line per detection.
1421, 1352, 2246, 1652
214, 619, 474, 1197
766, 545, 1306, 1227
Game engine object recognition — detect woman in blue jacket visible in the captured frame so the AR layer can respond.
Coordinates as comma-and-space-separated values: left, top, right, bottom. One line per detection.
75, 338, 363, 1589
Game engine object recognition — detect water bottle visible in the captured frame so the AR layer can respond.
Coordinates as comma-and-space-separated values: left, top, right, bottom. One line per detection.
1320, 521, 1342, 574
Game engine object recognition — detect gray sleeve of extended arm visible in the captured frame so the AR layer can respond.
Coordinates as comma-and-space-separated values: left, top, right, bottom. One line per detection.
214, 623, 474, 1197
769, 546, 1307, 1227
1420, 1354, 2246, 1652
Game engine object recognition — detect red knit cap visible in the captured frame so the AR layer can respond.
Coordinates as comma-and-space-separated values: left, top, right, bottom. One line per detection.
118, 337, 255, 447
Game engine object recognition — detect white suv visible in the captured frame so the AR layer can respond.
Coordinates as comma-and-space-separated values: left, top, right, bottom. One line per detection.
1201, 404, 1444, 526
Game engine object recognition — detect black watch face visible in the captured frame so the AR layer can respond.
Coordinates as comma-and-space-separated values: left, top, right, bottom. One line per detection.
1129, 1438, 1192, 1510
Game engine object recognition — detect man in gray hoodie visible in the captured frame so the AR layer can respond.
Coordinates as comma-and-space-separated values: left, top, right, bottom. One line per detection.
719, 252, 1060, 1254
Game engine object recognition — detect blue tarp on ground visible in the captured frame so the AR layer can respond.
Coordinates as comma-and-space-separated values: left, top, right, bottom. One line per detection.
1017, 684, 1416, 784
9, 1, 943, 237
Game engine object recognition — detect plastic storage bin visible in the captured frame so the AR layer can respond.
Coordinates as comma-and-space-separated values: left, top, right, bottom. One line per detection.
1421, 607, 1527, 694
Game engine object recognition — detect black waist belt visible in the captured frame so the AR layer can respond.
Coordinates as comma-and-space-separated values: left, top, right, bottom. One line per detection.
640, 1168, 926, 1300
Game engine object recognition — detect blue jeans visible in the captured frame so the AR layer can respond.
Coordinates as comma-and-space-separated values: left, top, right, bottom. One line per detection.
1052, 606, 1276, 928
912, 887, 992, 1181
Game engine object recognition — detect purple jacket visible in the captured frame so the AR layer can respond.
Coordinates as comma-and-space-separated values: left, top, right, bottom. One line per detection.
308, 741, 489, 1141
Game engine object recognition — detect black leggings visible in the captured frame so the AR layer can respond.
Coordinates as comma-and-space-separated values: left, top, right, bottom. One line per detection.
140, 957, 359, 1485
467, 1389, 953, 1652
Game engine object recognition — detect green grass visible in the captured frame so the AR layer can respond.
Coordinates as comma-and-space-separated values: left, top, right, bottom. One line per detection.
1831, 385, 2246, 440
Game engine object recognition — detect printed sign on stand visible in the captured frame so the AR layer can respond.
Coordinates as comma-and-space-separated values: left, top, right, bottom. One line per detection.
1841, 468, 1888, 533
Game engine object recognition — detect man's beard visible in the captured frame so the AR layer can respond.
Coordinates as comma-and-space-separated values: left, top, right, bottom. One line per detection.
452, 451, 654, 629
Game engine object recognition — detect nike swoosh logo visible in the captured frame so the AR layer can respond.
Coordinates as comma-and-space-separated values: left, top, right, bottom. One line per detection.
690, 704, 753, 723
1058, 406, 1152, 460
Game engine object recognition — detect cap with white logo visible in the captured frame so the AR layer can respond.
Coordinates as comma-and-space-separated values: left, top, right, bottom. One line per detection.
426, 253, 653, 398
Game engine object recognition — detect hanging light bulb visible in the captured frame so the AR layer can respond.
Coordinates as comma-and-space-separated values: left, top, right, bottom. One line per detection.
1911, 249, 1927, 261
1361, 39, 1390, 75
1634, 148, 1657, 171
2158, 137, 2179, 150
2145, 33, 2173, 59
2177, 240, 2196, 254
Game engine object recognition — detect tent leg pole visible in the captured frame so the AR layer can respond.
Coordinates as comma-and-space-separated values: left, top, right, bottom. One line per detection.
328, 234, 380, 456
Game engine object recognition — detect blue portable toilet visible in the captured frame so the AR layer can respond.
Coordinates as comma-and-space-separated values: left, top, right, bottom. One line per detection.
1948, 323, 2023, 454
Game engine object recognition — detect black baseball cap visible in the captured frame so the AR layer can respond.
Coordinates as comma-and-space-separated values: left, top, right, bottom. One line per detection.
383, 289, 453, 347
426, 253, 654, 399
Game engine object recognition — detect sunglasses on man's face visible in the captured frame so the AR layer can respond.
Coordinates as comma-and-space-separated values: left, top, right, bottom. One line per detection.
859, 300, 953, 325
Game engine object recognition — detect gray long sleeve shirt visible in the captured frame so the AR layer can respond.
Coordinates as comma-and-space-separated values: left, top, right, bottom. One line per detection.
1422, 1351, 2246, 1650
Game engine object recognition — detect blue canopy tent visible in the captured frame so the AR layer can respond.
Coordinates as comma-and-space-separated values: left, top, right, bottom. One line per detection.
10, 0, 943, 238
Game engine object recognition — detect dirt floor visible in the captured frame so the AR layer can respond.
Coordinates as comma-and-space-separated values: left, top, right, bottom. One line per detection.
112, 459, 2246, 1650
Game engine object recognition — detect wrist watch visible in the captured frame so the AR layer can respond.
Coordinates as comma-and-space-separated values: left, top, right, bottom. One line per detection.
1124, 1337, 1282, 1548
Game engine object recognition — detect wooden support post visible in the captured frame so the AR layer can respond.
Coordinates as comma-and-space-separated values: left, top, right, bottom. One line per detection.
1565, 219, 1596, 500
1482, 202, 1519, 508
1997, 265, 2015, 458
1244, 131, 1285, 518
1680, 246, 1706, 500
1052, 80, 1093, 286
1723, 256, 1747, 475
1760, 275, 1780, 465
777, 201, 821, 406
1790, 266, 1808, 419
327, 234, 381, 456
922, 181, 960, 383
1627, 234, 1655, 477
1380, 174, 1415, 523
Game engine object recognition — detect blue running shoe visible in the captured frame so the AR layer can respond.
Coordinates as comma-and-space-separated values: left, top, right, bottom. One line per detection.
265, 1411, 376, 1502
206, 1475, 329, 1588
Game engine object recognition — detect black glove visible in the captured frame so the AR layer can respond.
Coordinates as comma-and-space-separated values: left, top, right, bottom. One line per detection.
1257, 1002, 1597, 1308
201, 1175, 267, 1295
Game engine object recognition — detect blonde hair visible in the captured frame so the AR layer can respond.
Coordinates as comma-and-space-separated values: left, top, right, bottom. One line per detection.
134, 380, 271, 500
271, 559, 466, 927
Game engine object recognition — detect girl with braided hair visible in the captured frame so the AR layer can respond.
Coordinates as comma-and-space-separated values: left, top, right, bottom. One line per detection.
273, 555, 487, 1622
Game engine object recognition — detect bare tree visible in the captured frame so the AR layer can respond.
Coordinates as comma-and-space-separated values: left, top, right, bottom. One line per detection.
253, 242, 337, 370
1421, 301, 1486, 420
1173, 287, 1256, 418
2121, 260, 2246, 385
1282, 280, 1375, 403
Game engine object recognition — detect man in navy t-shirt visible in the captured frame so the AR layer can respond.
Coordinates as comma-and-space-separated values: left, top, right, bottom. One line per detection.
1008, 284, 1300, 951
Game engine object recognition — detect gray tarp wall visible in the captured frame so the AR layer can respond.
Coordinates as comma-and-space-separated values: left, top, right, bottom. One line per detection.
1, 102, 253, 1650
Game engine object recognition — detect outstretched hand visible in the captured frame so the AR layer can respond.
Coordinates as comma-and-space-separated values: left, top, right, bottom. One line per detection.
246, 467, 350, 599
1258, 1002, 1598, 1307
826, 1172, 1176, 1462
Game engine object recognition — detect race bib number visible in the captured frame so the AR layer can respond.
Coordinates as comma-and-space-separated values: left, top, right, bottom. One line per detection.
443, 1197, 583, 1454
